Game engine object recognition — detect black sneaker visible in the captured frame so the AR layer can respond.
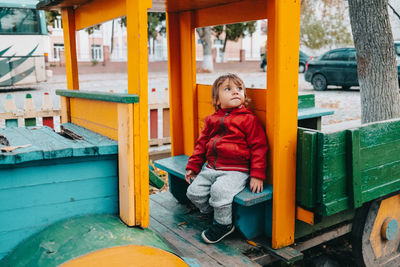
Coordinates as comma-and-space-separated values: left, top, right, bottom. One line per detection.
201, 222, 235, 244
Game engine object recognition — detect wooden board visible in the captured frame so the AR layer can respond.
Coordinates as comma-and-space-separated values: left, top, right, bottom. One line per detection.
0, 124, 117, 165
149, 192, 264, 266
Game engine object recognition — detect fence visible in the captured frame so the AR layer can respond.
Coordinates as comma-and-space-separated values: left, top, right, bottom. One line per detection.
0, 89, 171, 147
0, 93, 61, 129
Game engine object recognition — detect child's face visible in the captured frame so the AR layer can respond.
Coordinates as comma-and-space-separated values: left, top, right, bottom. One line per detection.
217, 78, 245, 109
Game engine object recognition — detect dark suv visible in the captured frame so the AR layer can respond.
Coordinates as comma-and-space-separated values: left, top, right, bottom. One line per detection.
305, 47, 400, 91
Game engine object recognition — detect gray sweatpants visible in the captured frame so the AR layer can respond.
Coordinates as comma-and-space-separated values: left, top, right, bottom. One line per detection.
186, 166, 249, 225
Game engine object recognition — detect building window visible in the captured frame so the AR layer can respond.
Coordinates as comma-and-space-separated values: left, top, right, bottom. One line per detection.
53, 44, 64, 61
91, 45, 103, 61
53, 16, 62, 29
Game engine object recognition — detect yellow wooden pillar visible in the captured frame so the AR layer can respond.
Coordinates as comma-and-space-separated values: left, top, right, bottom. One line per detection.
166, 11, 197, 156
122, 0, 151, 227
60, 7, 79, 123
266, 0, 301, 249
61, 8, 79, 90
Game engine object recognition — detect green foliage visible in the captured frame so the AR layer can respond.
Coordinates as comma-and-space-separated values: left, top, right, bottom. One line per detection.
117, 13, 166, 41
212, 21, 257, 52
300, 0, 353, 50
45, 10, 60, 26
148, 13, 166, 41
85, 25, 101, 35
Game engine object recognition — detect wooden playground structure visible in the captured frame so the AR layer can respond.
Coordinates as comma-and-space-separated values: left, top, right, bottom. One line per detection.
0, 0, 399, 266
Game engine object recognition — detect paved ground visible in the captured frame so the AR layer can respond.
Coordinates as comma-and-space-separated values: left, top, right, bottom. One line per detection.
0, 60, 361, 131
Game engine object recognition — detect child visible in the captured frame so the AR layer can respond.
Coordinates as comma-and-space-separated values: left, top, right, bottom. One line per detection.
185, 73, 268, 244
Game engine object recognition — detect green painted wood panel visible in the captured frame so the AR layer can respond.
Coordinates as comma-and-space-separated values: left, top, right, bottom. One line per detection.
298, 94, 315, 109
346, 129, 362, 208
360, 140, 400, 170
296, 129, 317, 208
56, 89, 139, 103
359, 118, 400, 148
316, 130, 349, 216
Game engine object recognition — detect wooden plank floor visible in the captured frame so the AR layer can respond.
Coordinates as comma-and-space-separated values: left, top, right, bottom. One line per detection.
149, 192, 272, 266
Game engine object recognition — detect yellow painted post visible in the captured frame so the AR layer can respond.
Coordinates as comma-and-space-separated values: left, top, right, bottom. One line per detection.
123, 0, 151, 227
266, 0, 301, 249
118, 103, 135, 226
166, 11, 197, 156
61, 7, 79, 124
61, 8, 79, 90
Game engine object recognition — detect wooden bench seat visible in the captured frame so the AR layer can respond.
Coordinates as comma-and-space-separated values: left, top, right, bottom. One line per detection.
154, 155, 273, 239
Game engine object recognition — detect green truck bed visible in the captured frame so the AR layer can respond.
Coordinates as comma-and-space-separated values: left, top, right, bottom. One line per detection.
296, 118, 400, 216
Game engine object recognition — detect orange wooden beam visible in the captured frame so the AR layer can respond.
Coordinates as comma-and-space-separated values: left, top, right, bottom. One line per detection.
75, 0, 125, 31
296, 206, 314, 225
167, 11, 197, 156
194, 0, 268, 28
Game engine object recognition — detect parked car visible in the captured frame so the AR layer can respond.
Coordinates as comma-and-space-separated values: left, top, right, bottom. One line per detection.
305, 47, 400, 91
298, 50, 311, 73
260, 50, 311, 73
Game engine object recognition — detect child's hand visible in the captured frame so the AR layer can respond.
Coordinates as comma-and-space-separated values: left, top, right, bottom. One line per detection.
185, 170, 196, 184
250, 177, 263, 193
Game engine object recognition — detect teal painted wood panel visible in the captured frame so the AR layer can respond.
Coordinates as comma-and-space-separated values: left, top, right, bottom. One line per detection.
0, 127, 44, 164
0, 125, 118, 165
0, 176, 118, 212
0, 227, 41, 256
0, 157, 117, 189
298, 108, 334, 120
0, 196, 118, 233
61, 123, 118, 154
14, 127, 73, 160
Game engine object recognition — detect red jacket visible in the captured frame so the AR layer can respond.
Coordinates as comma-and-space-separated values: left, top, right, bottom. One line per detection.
186, 106, 268, 180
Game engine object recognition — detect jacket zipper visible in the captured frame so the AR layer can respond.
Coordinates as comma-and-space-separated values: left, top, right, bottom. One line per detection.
212, 112, 230, 168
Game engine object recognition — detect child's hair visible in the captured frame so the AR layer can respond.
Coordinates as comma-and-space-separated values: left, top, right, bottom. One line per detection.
211, 73, 249, 110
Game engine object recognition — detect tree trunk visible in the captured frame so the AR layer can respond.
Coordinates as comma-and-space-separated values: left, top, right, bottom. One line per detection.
348, 0, 400, 123
196, 27, 214, 71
